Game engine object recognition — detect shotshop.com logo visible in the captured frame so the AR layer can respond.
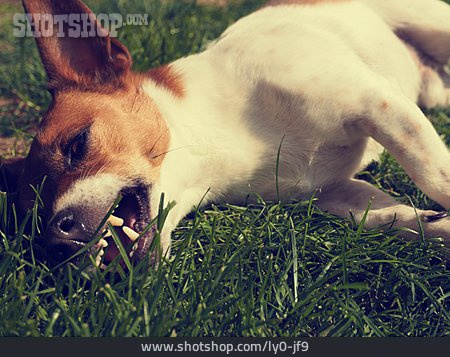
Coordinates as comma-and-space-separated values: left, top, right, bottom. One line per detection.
13, 13, 149, 38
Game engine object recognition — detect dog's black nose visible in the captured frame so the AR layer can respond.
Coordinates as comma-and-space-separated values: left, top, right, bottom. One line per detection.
50, 208, 88, 242
45, 208, 90, 264
42, 207, 97, 264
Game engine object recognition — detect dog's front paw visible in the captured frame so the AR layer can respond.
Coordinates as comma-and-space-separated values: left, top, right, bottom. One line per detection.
420, 211, 450, 258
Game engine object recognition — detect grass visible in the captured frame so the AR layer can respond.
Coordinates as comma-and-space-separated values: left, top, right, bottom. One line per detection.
0, 0, 449, 337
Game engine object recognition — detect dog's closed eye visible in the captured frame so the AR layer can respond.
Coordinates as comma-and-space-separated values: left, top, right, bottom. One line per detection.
64, 128, 89, 170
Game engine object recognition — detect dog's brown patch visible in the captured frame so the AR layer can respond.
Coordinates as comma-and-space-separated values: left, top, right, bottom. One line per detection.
147, 65, 185, 98
380, 101, 390, 111
399, 120, 422, 138
18, 82, 169, 213
18, 0, 172, 223
22, 0, 132, 89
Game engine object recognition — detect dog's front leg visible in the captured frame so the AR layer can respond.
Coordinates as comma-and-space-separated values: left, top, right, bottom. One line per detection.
316, 179, 450, 256
356, 87, 450, 209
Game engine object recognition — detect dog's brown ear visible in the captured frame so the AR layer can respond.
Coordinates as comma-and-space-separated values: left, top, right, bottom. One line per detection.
22, 0, 132, 88
0, 158, 26, 194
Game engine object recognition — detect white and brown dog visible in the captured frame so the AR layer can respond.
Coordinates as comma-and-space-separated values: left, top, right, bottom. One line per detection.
6, 0, 450, 265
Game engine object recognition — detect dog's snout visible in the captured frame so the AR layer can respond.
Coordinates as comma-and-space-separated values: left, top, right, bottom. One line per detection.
49, 208, 89, 243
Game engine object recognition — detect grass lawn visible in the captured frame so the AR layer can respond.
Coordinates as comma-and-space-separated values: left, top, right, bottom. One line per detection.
0, 0, 449, 337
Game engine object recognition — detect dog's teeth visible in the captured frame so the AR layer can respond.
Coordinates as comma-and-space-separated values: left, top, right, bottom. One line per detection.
100, 263, 107, 270
132, 243, 138, 252
95, 255, 102, 267
94, 239, 108, 252
99, 239, 109, 247
122, 226, 139, 241
103, 230, 112, 238
108, 215, 124, 226
129, 250, 135, 258
99, 249, 104, 257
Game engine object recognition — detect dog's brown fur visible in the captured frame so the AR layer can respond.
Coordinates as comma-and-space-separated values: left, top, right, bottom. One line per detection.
13, 0, 171, 214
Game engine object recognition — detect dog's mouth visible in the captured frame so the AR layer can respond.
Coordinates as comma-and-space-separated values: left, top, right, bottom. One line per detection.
93, 184, 156, 268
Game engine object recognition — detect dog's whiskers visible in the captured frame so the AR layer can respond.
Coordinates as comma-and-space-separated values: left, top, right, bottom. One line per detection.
150, 145, 193, 160
147, 127, 170, 157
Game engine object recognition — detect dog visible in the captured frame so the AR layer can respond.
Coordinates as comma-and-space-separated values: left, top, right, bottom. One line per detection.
3, 0, 450, 266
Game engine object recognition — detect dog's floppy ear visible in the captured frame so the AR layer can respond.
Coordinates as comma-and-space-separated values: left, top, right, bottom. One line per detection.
22, 0, 132, 88
0, 158, 26, 194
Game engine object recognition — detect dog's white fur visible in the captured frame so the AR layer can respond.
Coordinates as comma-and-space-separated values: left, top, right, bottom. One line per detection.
54, 0, 450, 256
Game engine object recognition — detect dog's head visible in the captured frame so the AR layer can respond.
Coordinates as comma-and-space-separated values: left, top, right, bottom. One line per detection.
17, 0, 173, 266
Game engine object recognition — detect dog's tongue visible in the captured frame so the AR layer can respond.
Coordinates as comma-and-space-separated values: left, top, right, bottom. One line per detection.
104, 241, 120, 263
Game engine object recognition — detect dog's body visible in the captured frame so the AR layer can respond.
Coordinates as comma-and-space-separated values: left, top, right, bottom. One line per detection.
10, 0, 450, 264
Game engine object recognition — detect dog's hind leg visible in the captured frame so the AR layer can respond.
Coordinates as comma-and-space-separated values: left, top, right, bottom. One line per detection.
417, 65, 450, 108
359, 0, 450, 66
360, 0, 450, 108
316, 179, 450, 254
